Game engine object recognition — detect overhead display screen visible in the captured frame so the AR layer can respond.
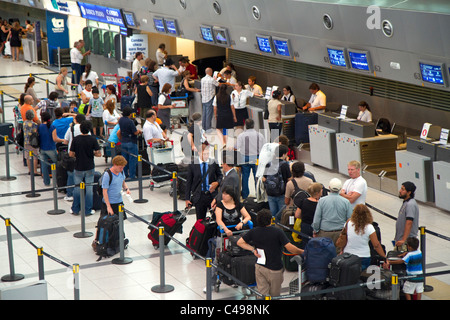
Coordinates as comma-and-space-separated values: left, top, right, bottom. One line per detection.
272, 37, 292, 58
256, 35, 273, 54
200, 25, 214, 43
327, 46, 347, 68
122, 10, 136, 28
419, 62, 445, 86
164, 19, 179, 35
212, 27, 230, 46
77, 2, 125, 27
153, 16, 166, 33
348, 49, 371, 71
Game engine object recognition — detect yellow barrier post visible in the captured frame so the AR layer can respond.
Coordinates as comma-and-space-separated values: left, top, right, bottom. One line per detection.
1, 218, 25, 282
73, 263, 80, 300
151, 226, 175, 293
74, 182, 93, 238
37, 247, 45, 280
112, 205, 133, 265
47, 163, 65, 215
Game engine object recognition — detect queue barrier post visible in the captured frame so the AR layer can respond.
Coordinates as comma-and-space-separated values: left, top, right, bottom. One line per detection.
47, 163, 65, 215
110, 142, 116, 163
134, 155, 148, 204
73, 264, 80, 300
37, 247, 45, 280
391, 273, 399, 300
151, 226, 175, 294
420, 226, 433, 292
73, 182, 93, 238
205, 258, 212, 300
26, 151, 40, 198
172, 171, 178, 212
1, 135, 17, 181
1, 218, 25, 282
112, 205, 133, 265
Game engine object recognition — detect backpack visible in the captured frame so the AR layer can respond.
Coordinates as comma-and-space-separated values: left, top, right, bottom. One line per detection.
97, 169, 113, 197
29, 130, 40, 148
264, 162, 286, 197
93, 214, 120, 261
291, 179, 310, 208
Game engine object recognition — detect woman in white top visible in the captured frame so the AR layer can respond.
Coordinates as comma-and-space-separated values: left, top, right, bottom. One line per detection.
80, 63, 99, 87
55, 67, 74, 98
103, 84, 118, 106
102, 100, 120, 138
267, 89, 283, 136
356, 101, 372, 122
230, 81, 253, 129
341, 204, 386, 271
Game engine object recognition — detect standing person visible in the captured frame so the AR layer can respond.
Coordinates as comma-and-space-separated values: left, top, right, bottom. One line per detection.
155, 43, 167, 67
237, 209, 304, 297
341, 204, 386, 271
20, 95, 40, 125
55, 67, 74, 98
356, 101, 373, 122
236, 119, 266, 199
88, 86, 105, 137
178, 57, 198, 79
78, 39, 90, 74
263, 145, 291, 216
214, 84, 236, 148
211, 150, 241, 207
23, 109, 40, 176
7, 21, 22, 61
38, 111, 61, 186
295, 182, 323, 238
101, 155, 131, 217
303, 82, 326, 113
200, 67, 219, 132
156, 83, 175, 129
69, 120, 102, 216
79, 80, 93, 115
245, 76, 263, 96
394, 182, 419, 251
53, 107, 76, 146
312, 178, 353, 251
0, 20, 10, 57
267, 90, 283, 137
136, 75, 153, 119
24, 76, 40, 106
142, 109, 167, 147
152, 58, 180, 93
102, 100, 120, 137
104, 84, 118, 106
70, 41, 89, 84
185, 142, 223, 221
118, 107, 142, 179
339, 160, 368, 209
284, 161, 313, 207
230, 81, 254, 130
282, 85, 296, 104
80, 63, 99, 87
132, 52, 144, 77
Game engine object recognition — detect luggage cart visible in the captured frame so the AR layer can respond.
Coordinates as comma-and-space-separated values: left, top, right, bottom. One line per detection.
288, 255, 305, 300
100, 73, 123, 100
170, 94, 189, 129
148, 140, 176, 191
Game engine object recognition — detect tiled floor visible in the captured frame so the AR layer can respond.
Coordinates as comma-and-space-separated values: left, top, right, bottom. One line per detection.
1, 59, 450, 300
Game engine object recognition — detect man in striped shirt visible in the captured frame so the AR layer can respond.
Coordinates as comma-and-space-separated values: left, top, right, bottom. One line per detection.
200, 68, 219, 131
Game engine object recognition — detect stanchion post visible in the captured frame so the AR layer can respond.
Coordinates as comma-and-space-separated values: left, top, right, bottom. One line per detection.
110, 142, 116, 163
73, 264, 80, 300
1, 135, 17, 181
46, 79, 50, 97
206, 258, 212, 300
0, 91, 4, 123
47, 163, 65, 215
73, 182, 93, 238
37, 247, 45, 280
420, 226, 433, 292
1, 218, 25, 282
112, 204, 133, 265
134, 155, 148, 203
391, 273, 399, 300
151, 226, 175, 293
172, 171, 178, 212
26, 151, 40, 198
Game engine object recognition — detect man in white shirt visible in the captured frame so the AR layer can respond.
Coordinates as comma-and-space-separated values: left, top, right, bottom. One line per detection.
303, 82, 326, 113
132, 52, 144, 77
142, 110, 166, 147
70, 41, 85, 85
339, 160, 367, 209
152, 58, 180, 93
200, 67, 219, 131
156, 43, 167, 67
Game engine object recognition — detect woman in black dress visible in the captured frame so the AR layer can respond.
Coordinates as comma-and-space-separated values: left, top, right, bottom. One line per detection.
8, 21, 22, 61
294, 182, 323, 239
136, 75, 153, 118
214, 84, 236, 148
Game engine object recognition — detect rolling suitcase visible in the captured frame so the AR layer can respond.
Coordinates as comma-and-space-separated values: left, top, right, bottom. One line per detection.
92, 171, 103, 211
295, 112, 318, 144
360, 266, 393, 300
120, 95, 136, 111
301, 282, 329, 300
328, 252, 365, 300
242, 197, 269, 227
303, 237, 336, 283
186, 217, 217, 257
0, 123, 14, 146
148, 211, 187, 248
230, 254, 257, 286
217, 251, 235, 286
152, 162, 178, 182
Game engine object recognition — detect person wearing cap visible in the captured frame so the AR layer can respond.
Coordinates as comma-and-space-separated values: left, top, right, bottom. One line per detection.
394, 181, 419, 251
312, 178, 353, 251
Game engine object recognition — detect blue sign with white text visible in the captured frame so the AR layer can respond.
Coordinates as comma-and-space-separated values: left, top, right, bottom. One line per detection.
77, 2, 125, 27
46, 11, 69, 65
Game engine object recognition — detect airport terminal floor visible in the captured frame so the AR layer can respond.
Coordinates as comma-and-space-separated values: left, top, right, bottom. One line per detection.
1, 60, 450, 301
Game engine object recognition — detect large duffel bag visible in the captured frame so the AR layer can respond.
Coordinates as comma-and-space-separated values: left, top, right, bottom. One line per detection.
303, 237, 336, 283
186, 217, 217, 257
148, 211, 186, 248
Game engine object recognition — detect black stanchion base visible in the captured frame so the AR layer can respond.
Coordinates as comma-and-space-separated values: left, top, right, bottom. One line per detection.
134, 199, 148, 204
1, 176, 17, 181
151, 284, 174, 293
47, 209, 65, 215
25, 193, 41, 198
112, 257, 133, 265
73, 231, 93, 238
424, 285, 434, 292
1, 273, 25, 282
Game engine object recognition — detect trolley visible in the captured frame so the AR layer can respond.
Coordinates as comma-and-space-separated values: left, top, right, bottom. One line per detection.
100, 73, 123, 100
170, 94, 189, 129
148, 140, 176, 191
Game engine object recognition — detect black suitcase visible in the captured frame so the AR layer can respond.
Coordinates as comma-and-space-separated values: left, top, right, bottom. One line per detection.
217, 251, 235, 286
186, 217, 217, 257
301, 282, 329, 300
295, 112, 318, 144
152, 163, 177, 182
56, 161, 68, 193
360, 266, 393, 300
0, 123, 14, 146
242, 197, 269, 227
92, 171, 103, 211
230, 254, 257, 286
328, 253, 365, 300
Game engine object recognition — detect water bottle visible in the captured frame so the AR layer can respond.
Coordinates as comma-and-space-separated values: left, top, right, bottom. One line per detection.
121, 191, 133, 203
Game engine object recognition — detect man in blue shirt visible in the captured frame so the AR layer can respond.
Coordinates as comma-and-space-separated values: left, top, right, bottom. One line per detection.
118, 107, 142, 179
53, 108, 76, 148
102, 155, 131, 216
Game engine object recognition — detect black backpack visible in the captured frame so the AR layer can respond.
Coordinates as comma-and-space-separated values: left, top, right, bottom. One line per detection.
291, 179, 310, 208
265, 162, 286, 197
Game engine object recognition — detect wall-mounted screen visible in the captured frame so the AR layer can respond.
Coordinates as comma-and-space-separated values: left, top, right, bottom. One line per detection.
153, 16, 166, 33
418, 61, 446, 86
200, 25, 214, 43
348, 49, 372, 72
164, 18, 179, 36
327, 46, 347, 68
256, 34, 273, 55
272, 37, 292, 58
212, 27, 230, 47
121, 10, 137, 28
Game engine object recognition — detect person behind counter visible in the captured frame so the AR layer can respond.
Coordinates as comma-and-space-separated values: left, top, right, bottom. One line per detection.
356, 101, 372, 122
303, 82, 326, 113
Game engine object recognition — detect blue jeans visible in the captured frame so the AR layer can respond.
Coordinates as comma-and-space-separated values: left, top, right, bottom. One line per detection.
72, 169, 94, 214
241, 155, 257, 199
121, 141, 138, 179
66, 170, 74, 197
40, 149, 57, 186
268, 195, 285, 217
202, 97, 214, 131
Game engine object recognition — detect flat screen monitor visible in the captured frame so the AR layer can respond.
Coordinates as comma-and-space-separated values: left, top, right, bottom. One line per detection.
256, 34, 273, 55
418, 61, 446, 86
121, 10, 137, 28
212, 27, 230, 47
153, 16, 166, 33
272, 37, 292, 58
164, 18, 179, 36
200, 25, 214, 43
327, 46, 347, 68
348, 49, 372, 72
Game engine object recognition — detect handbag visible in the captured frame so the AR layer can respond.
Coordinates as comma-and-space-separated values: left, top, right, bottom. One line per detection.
336, 220, 349, 249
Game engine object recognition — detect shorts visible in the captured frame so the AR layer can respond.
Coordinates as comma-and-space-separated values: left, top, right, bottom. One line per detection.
91, 117, 103, 128
403, 280, 424, 295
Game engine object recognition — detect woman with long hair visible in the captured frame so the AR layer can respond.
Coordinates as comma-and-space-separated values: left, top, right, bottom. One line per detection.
341, 204, 386, 270
80, 63, 99, 87
55, 67, 74, 98
156, 83, 175, 128
8, 21, 23, 61
214, 84, 236, 148
295, 182, 323, 238
24, 76, 40, 106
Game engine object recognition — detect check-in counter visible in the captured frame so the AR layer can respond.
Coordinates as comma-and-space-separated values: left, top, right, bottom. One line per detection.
309, 124, 338, 169
433, 144, 450, 211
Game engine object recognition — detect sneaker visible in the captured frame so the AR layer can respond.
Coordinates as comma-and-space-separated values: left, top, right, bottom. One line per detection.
70, 209, 79, 216
64, 196, 73, 201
